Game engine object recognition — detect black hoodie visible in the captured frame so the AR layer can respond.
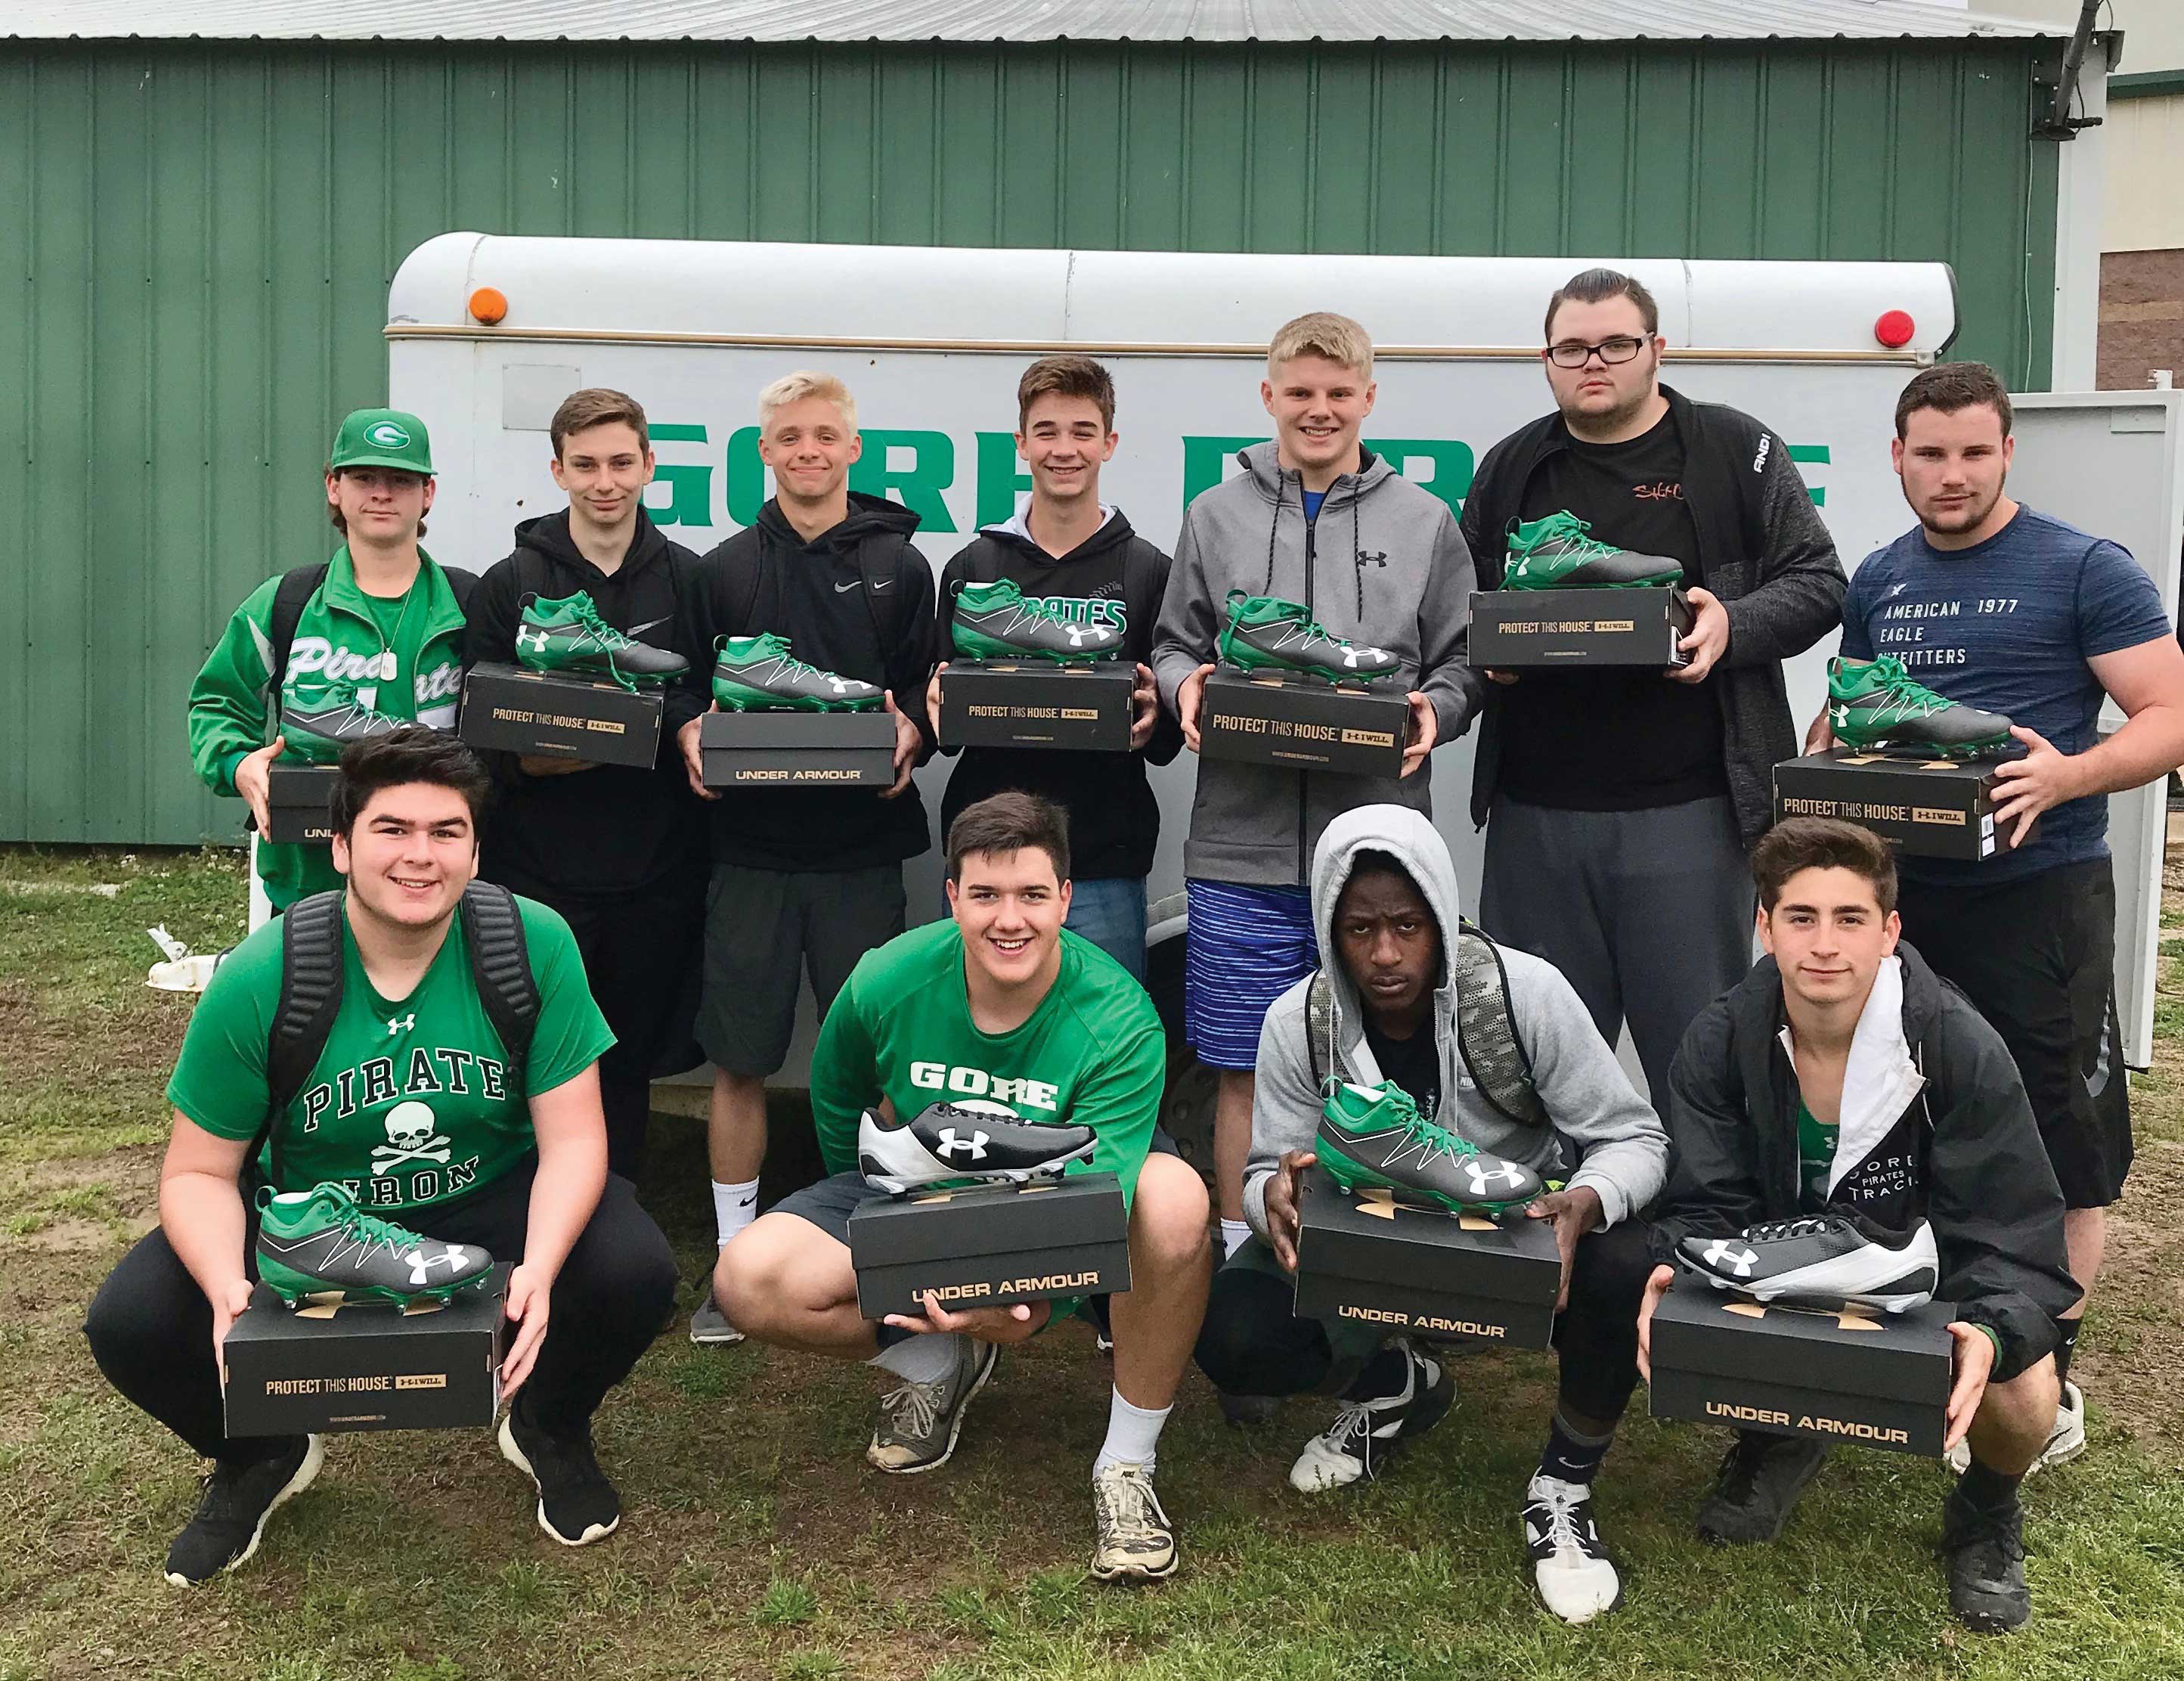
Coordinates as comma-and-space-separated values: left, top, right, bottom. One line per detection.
935, 509, 1182, 880
682, 494, 937, 872
466, 508, 709, 897
1653, 940, 2079, 1380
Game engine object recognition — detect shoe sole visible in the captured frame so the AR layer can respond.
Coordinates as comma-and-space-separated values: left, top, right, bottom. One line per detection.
163, 1434, 324, 1587
1219, 651, 1395, 690
1681, 1268, 1934, 1314
689, 1323, 747, 1347
868, 1343, 998, 1476
1090, 1548, 1179, 1583
1831, 728, 2013, 760
258, 1270, 498, 1310
497, 1415, 620, 1547
952, 629, 1120, 665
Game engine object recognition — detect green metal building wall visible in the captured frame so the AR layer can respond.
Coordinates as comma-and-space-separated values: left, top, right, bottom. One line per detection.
0, 36, 2058, 846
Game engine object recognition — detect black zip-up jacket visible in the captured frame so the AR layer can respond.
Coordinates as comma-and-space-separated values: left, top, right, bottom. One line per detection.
935, 510, 1182, 880
1456, 386, 1845, 845
1653, 941, 2078, 1380
466, 508, 708, 897
681, 494, 937, 872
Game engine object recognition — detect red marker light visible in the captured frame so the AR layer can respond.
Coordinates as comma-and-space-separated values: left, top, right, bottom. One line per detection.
1874, 309, 1915, 349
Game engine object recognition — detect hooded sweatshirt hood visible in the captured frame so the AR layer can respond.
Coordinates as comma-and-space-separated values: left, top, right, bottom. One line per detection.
1239, 804, 1668, 1239
1774, 954, 1927, 1199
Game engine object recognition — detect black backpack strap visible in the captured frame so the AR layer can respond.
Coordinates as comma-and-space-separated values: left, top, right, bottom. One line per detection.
440, 563, 479, 616
256, 888, 348, 1186
267, 563, 332, 696
1452, 919, 1545, 1127
722, 536, 764, 640
460, 881, 539, 1079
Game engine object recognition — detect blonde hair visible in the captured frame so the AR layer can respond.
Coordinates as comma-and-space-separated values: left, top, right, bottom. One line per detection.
757, 370, 858, 434
1267, 312, 1373, 383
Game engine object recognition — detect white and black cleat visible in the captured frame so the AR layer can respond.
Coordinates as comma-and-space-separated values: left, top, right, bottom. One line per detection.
857, 1101, 1098, 1196
1675, 1212, 1939, 1313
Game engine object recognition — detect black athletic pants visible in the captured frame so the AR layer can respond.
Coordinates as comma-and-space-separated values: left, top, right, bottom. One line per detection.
1194, 1218, 1656, 1423
82, 1158, 676, 1459
485, 867, 706, 1180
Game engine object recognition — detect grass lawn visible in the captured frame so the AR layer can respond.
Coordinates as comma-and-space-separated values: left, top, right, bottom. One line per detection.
4, 843, 2182, 1680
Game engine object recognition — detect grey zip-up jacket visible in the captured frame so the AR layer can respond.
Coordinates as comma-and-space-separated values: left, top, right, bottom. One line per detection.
1151, 445, 1476, 885
1242, 805, 1668, 1240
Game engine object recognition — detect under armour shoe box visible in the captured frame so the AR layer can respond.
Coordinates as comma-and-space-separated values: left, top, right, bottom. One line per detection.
849, 1172, 1131, 1320
1292, 1164, 1561, 1348
264, 763, 340, 845
221, 1264, 510, 1437
937, 660, 1135, 752
1771, 749, 2035, 862
459, 661, 664, 770
699, 708, 897, 789
1466, 586, 1693, 669
1647, 1286, 1955, 1457
1200, 670, 1408, 778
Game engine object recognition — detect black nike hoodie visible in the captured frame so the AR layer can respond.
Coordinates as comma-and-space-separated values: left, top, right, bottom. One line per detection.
465, 507, 708, 897
682, 494, 937, 871
935, 508, 1182, 880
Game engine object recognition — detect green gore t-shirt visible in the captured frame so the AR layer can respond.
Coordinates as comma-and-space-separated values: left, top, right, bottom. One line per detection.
810, 920, 1166, 1206
166, 893, 615, 1213
1796, 1098, 1839, 1214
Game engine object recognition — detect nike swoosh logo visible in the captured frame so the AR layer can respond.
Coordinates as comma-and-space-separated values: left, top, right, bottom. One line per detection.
737, 1194, 757, 1207
834, 581, 862, 593
626, 616, 671, 635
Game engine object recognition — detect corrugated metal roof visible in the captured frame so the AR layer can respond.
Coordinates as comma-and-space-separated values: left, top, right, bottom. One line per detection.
0, 0, 2055, 43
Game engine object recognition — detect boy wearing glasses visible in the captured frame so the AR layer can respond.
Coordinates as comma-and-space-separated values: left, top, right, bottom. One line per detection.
1454, 268, 1845, 1109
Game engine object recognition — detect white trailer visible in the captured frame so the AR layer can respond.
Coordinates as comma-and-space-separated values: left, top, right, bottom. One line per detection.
381, 233, 2182, 1091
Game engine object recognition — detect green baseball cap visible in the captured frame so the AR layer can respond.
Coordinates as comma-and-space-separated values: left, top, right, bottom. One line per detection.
329, 408, 435, 475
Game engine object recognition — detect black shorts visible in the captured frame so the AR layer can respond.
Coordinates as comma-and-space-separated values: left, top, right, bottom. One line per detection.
1897, 859, 2132, 1209
695, 861, 907, 1079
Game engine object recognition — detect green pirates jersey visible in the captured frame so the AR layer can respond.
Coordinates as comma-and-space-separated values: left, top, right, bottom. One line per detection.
810, 919, 1165, 1205
167, 893, 614, 1211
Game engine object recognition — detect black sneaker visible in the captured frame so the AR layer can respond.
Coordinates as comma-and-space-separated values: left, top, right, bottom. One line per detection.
1941, 1492, 2031, 1633
1695, 1431, 1829, 1545
498, 1407, 621, 1546
163, 1434, 324, 1585
1287, 1341, 1451, 1491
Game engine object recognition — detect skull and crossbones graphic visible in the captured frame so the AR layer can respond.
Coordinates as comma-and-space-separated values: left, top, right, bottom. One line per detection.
371, 1100, 452, 1175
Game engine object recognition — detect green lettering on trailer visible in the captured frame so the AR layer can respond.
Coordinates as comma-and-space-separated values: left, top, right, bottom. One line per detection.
646, 423, 714, 527
1789, 444, 1830, 507
975, 432, 1033, 528
726, 426, 767, 527
851, 430, 957, 532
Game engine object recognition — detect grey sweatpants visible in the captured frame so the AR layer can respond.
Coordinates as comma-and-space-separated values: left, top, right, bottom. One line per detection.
1477, 795, 1755, 1106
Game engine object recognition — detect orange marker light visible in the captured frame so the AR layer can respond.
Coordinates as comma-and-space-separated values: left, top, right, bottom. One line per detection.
1874, 309, 1915, 349
469, 286, 509, 326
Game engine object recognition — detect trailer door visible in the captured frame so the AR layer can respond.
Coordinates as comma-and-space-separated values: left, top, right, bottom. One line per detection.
2007, 392, 2184, 1068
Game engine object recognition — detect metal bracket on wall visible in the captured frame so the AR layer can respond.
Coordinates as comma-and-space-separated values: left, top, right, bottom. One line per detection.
2030, 2, 2108, 141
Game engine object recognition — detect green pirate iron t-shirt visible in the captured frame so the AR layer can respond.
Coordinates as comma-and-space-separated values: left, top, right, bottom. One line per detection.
167, 894, 615, 1211
809, 919, 1165, 1204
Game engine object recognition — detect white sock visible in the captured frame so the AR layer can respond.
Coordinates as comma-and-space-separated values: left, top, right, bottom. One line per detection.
712, 1178, 761, 1248
1219, 1218, 1252, 1260
1092, 1386, 1173, 1478
870, 1333, 962, 1386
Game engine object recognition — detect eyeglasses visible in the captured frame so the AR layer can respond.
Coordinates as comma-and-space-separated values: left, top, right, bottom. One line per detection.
1545, 337, 1648, 369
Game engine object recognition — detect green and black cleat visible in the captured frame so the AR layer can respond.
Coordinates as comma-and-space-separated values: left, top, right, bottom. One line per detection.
1501, 510, 1683, 591
515, 591, 689, 688
1315, 1080, 1543, 1215
254, 1182, 495, 1307
951, 578, 1123, 663
1827, 655, 2014, 759
711, 633, 884, 712
279, 682, 404, 764
1218, 591, 1401, 688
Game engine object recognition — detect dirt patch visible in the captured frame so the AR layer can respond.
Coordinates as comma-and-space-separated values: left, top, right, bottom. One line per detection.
2089, 1130, 2184, 1465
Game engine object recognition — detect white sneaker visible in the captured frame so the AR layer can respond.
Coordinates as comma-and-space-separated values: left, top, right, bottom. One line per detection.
1287, 1343, 1451, 1493
1947, 1377, 2087, 1477
1089, 1462, 1178, 1581
1523, 1473, 1622, 1624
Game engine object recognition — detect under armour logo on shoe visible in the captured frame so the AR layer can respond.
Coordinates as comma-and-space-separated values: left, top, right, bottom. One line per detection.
1464, 1161, 1529, 1196
387, 1013, 416, 1034
404, 1246, 468, 1286
1703, 1239, 1758, 1277
516, 627, 550, 652
935, 1127, 990, 1161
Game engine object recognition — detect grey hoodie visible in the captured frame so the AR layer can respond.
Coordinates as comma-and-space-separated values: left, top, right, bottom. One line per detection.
1242, 805, 1668, 1241
1151, 444, 1476, 885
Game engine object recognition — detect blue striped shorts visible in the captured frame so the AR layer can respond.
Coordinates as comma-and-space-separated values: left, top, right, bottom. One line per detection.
1184, 878, 1320, 1071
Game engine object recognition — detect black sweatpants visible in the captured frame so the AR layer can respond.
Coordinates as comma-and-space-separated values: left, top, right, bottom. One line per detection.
1194, 1218, 1656, 1424
83, 1158, 677, 1459
485, 867, 706, 1180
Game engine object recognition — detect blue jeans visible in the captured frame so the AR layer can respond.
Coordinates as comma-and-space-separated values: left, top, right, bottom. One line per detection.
1064, 876, 1148, 983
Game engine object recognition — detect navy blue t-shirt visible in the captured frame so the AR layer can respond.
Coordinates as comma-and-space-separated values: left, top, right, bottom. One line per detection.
1302, 488, 1327, 523
1841, 505, 2171, 884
